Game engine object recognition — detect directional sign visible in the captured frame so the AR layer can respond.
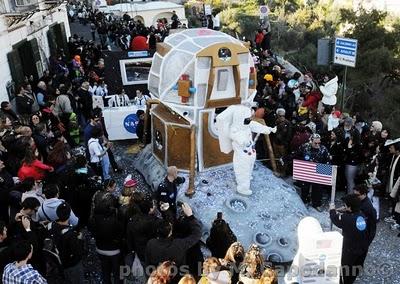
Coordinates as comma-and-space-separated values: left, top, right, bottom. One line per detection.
334, 37, 358, 67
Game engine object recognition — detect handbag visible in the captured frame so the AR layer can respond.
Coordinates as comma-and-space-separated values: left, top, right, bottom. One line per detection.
124, 251, 144, 278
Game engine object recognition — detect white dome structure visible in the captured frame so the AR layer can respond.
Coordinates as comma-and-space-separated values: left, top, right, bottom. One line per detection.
148, 29, 257, 172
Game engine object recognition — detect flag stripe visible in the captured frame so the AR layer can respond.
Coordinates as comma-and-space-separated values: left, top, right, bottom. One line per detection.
293, 159, 333, 186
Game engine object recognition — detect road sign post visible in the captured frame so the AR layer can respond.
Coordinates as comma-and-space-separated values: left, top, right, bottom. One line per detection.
333, 37, 358, 111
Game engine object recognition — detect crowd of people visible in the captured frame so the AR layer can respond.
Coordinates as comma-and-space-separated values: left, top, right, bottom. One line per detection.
0, 3, 399, 284
67, 1, 183, 51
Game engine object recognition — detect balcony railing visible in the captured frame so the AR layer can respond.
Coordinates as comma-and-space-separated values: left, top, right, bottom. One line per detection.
0, 0, 39, 14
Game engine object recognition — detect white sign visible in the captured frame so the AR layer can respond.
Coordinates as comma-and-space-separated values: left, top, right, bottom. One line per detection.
259, 5, 269, 17
103, 105, 146, 140
204, 4, 212, 16
334, 37, 358, 67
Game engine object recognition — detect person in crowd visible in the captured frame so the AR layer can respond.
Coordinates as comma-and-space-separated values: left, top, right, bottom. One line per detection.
239, 244, 265, 283
199, 257, 231, 284
16, 84, 35, 120
0, 221, 13, 278
296, 133, 330, 211
95, 80, 108, 97
88, 126, 111, 179
273, 108, 292, 176
206, 212, 237, 259
136, 109, 146, 144
2, 240, 46, 283
0, 101, 19, 124
330, 194, 369, 284
118, 176, 138, 226
385, 140, 400, 232
220, 242, 245, 284
145, 203, 201, 269
259, 267, 278, 284
37, 184, 79, 227
107, 88, 130, 107
21, 178, 45, 205
18, 148, 54, 181
353, 184, 377, 252
126, 192, 158, 261
76, 81, 93, 126
91, 178, 119, 218
46, 202, 84, 283
147, 260, 175, 284
0, 159, 14, 222
133, 89, 150, 106
340, 117, 362, 193
178, 274, 196, 284
47, 140, 72, 173
89, 192, 123, 284
36, 81, 48, 109
155, 166, 185, 221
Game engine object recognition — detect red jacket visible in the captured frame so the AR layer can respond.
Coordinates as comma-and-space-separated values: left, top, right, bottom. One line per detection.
255, 33, 264, 45
130, 36, 149, 51
18, 160, 53, 181
302, 91, 321, 112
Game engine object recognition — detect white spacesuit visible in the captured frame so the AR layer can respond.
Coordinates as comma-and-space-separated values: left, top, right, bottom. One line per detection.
216, 104, 276, 195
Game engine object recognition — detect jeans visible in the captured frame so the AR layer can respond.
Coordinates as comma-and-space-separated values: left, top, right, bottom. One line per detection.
64, 261, 84, 284
98, 253, 121, 284
345, 165, 358, 194
102, 153, 111, 180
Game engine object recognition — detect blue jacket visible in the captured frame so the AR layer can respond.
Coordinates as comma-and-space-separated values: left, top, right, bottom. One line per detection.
37, 198, 79, 226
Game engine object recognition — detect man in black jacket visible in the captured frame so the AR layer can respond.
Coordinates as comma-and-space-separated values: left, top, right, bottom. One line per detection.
126, 197, 158, 261
145, 203, 201, 271
330, 194, 369, 284
155, 166, 185, 221
353, 184, 377, 246
47, 202, 84, 283
0, 221, 13, 279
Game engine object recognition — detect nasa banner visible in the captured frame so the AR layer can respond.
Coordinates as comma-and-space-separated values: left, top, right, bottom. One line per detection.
103, 106, 145, 140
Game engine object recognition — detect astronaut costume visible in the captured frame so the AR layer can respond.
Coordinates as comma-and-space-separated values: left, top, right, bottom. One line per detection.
216, 104, 276, 195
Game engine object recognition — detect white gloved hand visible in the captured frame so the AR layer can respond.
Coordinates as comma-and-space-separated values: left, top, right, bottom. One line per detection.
271, 127, 277, 133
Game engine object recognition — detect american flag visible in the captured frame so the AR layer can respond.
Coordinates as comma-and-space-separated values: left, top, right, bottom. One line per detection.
293, 159, 333, 186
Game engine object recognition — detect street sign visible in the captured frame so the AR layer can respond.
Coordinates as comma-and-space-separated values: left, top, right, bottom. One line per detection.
259, 5, 269, 17
204, 4, 212, 16
333, 37, 358, 67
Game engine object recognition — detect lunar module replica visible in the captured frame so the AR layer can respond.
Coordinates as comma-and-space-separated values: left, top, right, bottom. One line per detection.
146, 28, 258, 174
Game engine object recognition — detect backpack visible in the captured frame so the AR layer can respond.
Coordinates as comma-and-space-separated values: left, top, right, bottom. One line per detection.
42, 222, 72, 283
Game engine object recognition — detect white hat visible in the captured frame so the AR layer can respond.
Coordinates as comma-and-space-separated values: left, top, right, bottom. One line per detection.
384, 138, 400, 147
276, 108, 286, 116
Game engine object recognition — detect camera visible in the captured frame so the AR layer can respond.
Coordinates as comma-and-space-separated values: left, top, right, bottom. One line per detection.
176, 201, 184, 207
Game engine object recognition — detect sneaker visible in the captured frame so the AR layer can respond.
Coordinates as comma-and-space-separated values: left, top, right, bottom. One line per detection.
384, 216, 396, 223
390, 223, 400, 230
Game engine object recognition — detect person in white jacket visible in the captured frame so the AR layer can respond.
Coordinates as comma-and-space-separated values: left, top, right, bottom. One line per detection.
107, 89, 130, 107
216, 104, 276, 195
319, 75, 338, 106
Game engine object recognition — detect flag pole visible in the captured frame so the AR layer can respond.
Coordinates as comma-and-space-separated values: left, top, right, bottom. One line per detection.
330, 165, 338, 231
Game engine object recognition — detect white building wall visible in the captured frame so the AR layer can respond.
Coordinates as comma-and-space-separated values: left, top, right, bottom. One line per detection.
0, 2, 70, 102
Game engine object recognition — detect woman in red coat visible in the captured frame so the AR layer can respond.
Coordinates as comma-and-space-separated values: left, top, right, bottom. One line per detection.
18, 148, 54, 181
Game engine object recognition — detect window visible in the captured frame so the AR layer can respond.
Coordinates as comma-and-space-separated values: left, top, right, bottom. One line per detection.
217, 69, 229, 91
15, 0, 38, 6
120, 58, 152, 86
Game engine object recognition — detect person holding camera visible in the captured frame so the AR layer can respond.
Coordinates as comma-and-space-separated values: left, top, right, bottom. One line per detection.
145, 202, 201, 270
155, 166, 185, 222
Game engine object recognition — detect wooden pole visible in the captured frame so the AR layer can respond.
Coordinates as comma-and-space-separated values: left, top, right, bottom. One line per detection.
143, 99, 159, 145
330, 165, 338, 231
253, 118, 277, 173
186, 125, 196, 197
